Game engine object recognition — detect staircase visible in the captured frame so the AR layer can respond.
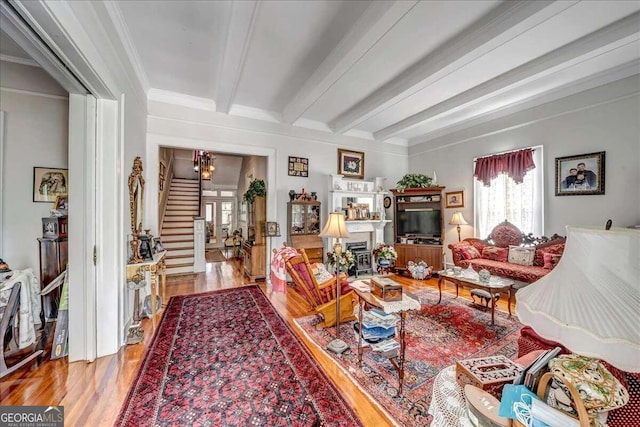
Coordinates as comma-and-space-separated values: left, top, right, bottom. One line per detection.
161, 178, 199, 275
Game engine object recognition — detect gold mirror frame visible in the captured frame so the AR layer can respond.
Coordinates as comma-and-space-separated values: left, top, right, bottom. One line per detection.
128, 157, 145, 263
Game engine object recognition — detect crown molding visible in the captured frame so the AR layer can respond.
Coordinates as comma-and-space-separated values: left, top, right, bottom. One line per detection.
229, 104, 281, 123
101, 1, 149, 92
0, 54, 39, 67
148, 89, 216, 111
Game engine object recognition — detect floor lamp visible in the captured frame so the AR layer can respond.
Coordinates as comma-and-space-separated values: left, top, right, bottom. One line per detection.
449, 211, 468, 242
319, 212, 351, 354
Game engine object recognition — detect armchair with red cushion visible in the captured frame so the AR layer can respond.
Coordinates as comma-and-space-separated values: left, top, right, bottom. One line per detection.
285, 249, 355, 329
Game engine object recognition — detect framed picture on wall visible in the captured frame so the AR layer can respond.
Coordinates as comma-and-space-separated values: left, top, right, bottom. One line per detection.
555, 151, 605, 196
33, 167, 68, 202
337, 148, 364, 179
445, 191, 464, 208
288, 156, 308, 177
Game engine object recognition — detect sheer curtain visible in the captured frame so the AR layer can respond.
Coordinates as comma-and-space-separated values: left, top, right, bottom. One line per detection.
474, 147, 543, 238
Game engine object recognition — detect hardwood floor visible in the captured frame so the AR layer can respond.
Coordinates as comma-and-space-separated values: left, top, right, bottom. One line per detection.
1, 258, 515, 426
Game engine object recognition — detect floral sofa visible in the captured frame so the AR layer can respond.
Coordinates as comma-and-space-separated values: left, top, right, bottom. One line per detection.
448, 221, 566, 284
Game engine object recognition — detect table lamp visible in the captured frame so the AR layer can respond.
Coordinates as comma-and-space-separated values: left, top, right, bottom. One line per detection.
319, 211, 351, 354
449, 212, 468, 242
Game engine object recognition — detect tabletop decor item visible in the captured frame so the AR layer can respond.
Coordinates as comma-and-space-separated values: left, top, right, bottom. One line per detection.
478, 269, 491, 284
407, 260, 431, 280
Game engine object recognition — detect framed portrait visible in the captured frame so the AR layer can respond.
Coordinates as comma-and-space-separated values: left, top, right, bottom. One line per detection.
555, 151, 605, 196
337, 148, 364, 179
33, 167, 68, 202
265, 221, 280, 237
53, 194, 68, 211
288, 156, 308, 177
445, 191, 464, 208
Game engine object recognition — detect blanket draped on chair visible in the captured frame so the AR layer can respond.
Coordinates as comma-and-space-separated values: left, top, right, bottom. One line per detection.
270, 246, 300, 293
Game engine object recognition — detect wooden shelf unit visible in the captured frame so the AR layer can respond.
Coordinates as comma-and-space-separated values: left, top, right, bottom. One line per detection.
391, 187, 445, 272
244, 196, 266, 280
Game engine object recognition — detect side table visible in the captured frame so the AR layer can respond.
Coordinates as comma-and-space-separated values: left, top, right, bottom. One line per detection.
351, 281, 421, 396
125, 250, 167, 336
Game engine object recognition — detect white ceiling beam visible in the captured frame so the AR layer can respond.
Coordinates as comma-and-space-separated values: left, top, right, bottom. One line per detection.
281, 0, 419, 125
215, 0, 259, 114
375, 12, 640, 141
330, 0, 575, 134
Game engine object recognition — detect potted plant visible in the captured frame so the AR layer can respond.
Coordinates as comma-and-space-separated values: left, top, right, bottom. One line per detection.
373, 243, 398, 266
243, 179, 266, 203
395, 173, 433, 192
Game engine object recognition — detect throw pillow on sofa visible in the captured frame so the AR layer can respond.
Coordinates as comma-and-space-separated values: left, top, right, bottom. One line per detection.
460, 245, 481, 260
543, 253, 562, 270
481, 246, 508, 262
533, 243, 565, 266
508, 246, 535, 266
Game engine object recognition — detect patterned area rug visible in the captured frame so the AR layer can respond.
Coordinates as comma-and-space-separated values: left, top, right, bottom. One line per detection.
294, 288, 523, 426
205, 248, 226, 262
116, 286, 363, 426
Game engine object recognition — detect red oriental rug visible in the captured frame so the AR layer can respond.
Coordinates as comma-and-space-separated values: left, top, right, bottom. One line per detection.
116, 285, 363, 427
294, 288, 523, 426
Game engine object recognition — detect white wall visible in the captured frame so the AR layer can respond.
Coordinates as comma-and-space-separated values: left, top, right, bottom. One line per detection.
0, 61, 68, 270
408, 76, 640, 265
146, 100, 409, 254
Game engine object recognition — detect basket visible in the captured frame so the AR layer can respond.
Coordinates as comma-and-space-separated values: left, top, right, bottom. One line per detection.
513, 372, 590, 427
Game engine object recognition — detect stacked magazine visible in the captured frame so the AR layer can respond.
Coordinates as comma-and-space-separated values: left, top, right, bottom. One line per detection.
353, 308, 398, 350
513, 346, 562, 391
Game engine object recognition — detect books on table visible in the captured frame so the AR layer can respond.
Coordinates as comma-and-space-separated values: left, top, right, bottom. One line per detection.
514, 346, 562, 390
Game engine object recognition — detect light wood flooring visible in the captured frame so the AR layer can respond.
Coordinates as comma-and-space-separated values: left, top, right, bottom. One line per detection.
1, 258, 515, 426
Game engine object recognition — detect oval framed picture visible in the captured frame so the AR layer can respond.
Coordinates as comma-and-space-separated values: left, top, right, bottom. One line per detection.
383, 196, 392, 209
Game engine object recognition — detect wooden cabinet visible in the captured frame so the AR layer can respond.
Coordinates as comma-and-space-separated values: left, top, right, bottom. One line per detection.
394, 244, 443, 271
243, 242, 266, 281
287, 200, 323, 264
37, 237, 68, 322
244, 196, 266, 280
391, 187, 445, 272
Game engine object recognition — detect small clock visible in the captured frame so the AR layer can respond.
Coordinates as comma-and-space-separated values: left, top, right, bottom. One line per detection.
383, 196, 392, 209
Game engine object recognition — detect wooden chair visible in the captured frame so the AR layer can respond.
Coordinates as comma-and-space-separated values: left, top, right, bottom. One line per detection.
284, 249, 356, 329
1, 281, 44, 378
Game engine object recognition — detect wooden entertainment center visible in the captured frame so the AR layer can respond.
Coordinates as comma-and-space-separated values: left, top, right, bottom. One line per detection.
391, 187, 445, 272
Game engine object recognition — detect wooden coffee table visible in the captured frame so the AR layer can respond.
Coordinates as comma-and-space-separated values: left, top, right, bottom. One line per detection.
437, 272, 514, 325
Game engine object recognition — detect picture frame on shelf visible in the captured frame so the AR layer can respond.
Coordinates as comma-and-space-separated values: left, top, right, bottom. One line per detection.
265, 221, 280, 236
53, 194, 68, 211
555, 151, 605, 196
288, 156, 308, 177
337, 148, 364, 179
33, 167, 68, 202
445, 191, 464, 208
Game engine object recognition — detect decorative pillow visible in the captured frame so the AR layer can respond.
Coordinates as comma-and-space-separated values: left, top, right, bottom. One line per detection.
482, 246, 508, 262
543, 252, 562, 270
534, 243, 565, 266
508, 245, 535, 266
460, 245, 481, 260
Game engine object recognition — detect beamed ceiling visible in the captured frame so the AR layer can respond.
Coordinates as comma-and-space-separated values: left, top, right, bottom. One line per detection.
3, 1, 639, 151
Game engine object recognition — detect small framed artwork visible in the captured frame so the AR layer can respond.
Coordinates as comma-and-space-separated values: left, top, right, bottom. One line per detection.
288, 156, 308, 177
337, 148, 364, 179
555, 151, 605, 196
53, 194, 68, 211
445, 191, 464, 208
33, 167, 68, 202
159, 162, 166, 191
265, 221, 280, 237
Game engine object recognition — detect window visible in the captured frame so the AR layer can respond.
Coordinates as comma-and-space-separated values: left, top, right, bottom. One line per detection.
474, 146, 543, 238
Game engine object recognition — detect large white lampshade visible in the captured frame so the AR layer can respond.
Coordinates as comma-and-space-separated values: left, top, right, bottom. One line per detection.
319, 211, 351, 240
516, 226, 640, 372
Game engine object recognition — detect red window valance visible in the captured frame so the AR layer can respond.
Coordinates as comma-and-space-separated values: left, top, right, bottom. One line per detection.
474, 148, 535, 186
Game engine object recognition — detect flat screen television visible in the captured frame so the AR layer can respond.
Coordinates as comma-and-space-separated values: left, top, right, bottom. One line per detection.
397, 209, 441, 237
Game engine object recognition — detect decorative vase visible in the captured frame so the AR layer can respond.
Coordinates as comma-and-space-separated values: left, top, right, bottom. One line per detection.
478, 269, 491, 283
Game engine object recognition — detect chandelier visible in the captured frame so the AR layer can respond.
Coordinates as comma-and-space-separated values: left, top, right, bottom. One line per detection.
193, 150, 215, 180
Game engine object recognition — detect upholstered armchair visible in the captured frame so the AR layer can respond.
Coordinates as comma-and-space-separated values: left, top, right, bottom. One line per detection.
284, 249, 355, 329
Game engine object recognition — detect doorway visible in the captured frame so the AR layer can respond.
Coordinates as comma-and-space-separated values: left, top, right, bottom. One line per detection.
205, 197, 236, 248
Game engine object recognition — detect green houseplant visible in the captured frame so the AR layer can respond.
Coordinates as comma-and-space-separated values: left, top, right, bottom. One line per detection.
395, 173, 433, 192
243, 179, 266, 203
